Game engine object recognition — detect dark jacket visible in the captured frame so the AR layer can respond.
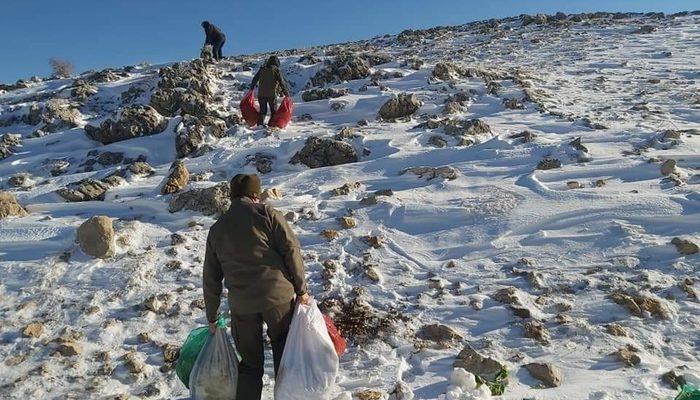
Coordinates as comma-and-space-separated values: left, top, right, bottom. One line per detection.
251, 61, 289, 98
203, 22, 225, 45
203, 197, 307, 321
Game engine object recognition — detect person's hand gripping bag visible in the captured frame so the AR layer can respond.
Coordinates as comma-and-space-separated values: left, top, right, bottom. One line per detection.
274, 298, 339, 400
269, 96, 294, 129
240, 90, 260, 127
189, 319, 239, 400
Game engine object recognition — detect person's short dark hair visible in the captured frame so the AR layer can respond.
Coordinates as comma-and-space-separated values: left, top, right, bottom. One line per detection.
230, 174, 262, 200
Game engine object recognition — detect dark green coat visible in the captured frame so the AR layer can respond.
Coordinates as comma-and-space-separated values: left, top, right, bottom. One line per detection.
251, 65, 289, 98
203, 197, 307, 321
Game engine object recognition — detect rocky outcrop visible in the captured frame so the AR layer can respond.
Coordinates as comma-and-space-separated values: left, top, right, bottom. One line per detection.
161, 160, 189, 194
168, 182, 230, 215
175, 115, 227, 158
0, 192, 28, 219
71, 80, 98, 102
24, 99, 81, 135
76, 216, 115, 259
57, 179, 109, 202
85, 105, 168, 144
310, 54, 371, 87
378, 93, 422, 120
432, 62, 464, 81
290, 137, 359, 168
522, 13, 548, 26
149, 88, 183, 117
301, 88, 349, 102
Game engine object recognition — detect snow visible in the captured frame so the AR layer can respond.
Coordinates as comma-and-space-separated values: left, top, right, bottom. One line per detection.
1, 11, 699, 400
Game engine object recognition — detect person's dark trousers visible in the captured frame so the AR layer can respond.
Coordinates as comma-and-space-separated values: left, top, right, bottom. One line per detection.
213, 37, 225, 60
231, 299, 294, 400
257, 96, 277, 126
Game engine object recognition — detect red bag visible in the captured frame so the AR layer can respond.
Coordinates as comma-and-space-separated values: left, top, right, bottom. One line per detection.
240, 90, 259, 127
323, 314, 347, 357
269, 96, 294, 129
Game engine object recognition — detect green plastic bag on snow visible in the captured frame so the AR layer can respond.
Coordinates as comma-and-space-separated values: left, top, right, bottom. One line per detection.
676, 385, 700, 400
176, 316, 227, 388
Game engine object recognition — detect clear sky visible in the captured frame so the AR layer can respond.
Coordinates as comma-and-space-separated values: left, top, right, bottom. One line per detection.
0, 0, 696, 83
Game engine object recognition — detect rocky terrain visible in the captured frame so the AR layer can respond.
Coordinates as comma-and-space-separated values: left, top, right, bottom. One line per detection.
1, 10, 699, 400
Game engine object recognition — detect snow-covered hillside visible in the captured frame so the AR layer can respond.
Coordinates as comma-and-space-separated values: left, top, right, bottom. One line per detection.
1, 10, 699, 400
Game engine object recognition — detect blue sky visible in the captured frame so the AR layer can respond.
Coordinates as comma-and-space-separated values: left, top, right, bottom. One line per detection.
0, 0, 696, 83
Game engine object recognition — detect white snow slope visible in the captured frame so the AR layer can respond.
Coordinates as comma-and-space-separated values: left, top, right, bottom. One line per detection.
1, 11, 699, 400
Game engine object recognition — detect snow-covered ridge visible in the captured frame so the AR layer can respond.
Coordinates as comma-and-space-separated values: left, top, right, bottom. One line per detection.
1, 11, 699, 399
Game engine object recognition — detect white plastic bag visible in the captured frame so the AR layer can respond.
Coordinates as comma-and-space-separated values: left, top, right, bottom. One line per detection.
274, 299, 339, 400
189, 326, 239, 400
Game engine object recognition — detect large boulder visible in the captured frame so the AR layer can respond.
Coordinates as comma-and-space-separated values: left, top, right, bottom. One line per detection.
76, 216, 115, 258
0, 191, 28, 219
378, 93, 422, 120
57, 179, 109, 202
301, 88, 349, 102
24, 99, 81, 134
168, 182, 230, 215
161, 160, 189, 194
310, 54, 370, 87
85, 105, 168, 144
290, 137, 359, 168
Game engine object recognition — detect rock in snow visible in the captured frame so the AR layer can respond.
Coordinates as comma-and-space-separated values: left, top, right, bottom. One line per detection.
76, 216, 115, 258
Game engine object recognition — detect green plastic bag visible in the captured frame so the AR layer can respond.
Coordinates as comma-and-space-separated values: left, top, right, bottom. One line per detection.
676, 385, 700, 400
176, 316, 227, 388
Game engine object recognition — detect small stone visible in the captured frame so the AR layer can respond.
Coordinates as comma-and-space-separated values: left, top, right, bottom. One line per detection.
566, 181, 584, 189
606, 323, 628, 337
595, 179, 606, 187
524, 363, 562, 388
364, 235, 384, 248
537, 158, 561, 170
364, 265, 381, 282
162, 344, 180, 363
375, 189, 394, 197
523, 320, 549, 344
321, 230, 340, 241
123, 351, 145, 374
0, 191, 29, 219
137, 332, 151, 343
260, 187, 283, 202
660, 159, 677, 176
128, 161, 155, 176
355, 389, 385, 400
671, 237, 698, 255
339, 216, 357, 229
331, 182, 361, 196
171, 233, 186, 245
612, 345, 641, 366
428, 135, 447, 148
453, 344, 507, 383
56, 342, 82, 357
662, 369, 687, 389
418, 324, 462, 343
22, 322, 44, 338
